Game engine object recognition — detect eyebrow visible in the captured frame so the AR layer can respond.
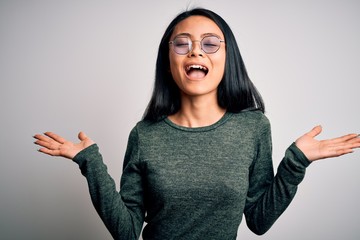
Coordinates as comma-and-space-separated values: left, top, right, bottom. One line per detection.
174, 32, 223, 39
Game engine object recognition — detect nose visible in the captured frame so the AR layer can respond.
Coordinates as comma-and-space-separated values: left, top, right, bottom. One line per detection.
188, 40, 203, 57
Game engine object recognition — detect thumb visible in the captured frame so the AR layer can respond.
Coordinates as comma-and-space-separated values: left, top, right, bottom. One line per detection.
306, 125, 322, 138
78, 131, 88, 141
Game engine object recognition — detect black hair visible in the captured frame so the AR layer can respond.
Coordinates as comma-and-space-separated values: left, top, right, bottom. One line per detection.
143, 8, 265, 121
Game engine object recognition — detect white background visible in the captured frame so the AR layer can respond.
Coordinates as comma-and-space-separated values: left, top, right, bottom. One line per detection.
1, 0, 359, 239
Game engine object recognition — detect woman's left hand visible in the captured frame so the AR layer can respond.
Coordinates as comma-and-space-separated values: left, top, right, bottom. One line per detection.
295, 125, 360, 162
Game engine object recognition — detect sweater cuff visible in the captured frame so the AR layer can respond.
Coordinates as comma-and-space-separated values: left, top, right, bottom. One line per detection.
73, 144, 99, 168
288, 142, 312, 168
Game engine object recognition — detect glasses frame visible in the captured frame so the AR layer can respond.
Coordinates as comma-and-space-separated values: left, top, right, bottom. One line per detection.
169, 35, 225, 55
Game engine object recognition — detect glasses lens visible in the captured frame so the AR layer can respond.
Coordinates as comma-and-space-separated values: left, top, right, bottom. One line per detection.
201, 36, 221, 53
172, 37, 191, 55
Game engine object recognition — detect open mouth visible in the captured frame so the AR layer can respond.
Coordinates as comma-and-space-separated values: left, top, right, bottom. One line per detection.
185, 64, 209, 79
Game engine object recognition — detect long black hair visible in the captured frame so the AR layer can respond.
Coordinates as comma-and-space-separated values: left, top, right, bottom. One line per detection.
143, 8, 265, 121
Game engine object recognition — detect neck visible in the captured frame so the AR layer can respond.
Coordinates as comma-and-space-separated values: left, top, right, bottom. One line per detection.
168, 94, 226, 128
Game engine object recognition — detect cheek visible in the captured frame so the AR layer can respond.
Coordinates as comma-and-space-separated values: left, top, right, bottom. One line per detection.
169, 62, 178, 81
169, 55, 183, 79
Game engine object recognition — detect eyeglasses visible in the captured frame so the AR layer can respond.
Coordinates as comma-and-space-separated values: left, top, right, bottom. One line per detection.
169, 35, 225, 55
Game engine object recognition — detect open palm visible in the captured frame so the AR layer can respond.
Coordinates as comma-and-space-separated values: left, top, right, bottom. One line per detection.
34, 132, 95, 160
295, 125, 360, 161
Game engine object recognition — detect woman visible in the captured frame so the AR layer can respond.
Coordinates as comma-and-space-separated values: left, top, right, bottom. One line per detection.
33, 8, 360, 240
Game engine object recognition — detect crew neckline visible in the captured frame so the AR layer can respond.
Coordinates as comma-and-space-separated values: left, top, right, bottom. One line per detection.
163, 112, 233, 132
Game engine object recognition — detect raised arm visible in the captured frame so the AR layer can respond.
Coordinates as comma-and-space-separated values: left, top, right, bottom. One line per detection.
244, 120, 359, 235
33, 130, 145, 240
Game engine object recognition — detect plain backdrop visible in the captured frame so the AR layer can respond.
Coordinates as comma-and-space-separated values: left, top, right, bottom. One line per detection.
1, 0, 359, 239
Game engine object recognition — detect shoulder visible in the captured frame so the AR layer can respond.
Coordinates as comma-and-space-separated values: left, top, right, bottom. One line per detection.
134, 118, 166, 131
129, 118, 168, 140
231, 109, 270, 127
229, 110, 271, 140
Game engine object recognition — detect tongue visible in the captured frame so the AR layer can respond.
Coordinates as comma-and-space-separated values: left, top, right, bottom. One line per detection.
188, 69, 206, 79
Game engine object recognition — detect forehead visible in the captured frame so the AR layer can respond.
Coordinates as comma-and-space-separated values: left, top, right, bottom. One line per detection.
171, 15, 224, 38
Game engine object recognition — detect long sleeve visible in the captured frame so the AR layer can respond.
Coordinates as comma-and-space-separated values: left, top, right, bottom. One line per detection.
73, 128, 145, 240
71, 111, 311, 239
244, 118, 311, 235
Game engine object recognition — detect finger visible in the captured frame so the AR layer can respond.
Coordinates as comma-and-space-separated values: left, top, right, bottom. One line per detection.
78, 131, 88, 141
334, 150, 353, 157
44, 132, 67, 144
329, 133, 359, 144
348, 134, 360, 142
348, 141, 360, 149
33, 134, 51, 142
331, 141, 360, 154
34, 139, 47, 148
349, 136, 360, 146
306, 125, 322, 138
34, 139, 60, 150
38, 147, 61, 156
335, 147, 355, 156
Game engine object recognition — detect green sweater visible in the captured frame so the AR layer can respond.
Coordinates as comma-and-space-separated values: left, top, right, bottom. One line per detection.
73, 110, 310, 240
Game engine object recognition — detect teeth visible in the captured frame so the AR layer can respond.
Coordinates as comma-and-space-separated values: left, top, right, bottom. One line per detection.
186, 64, 208, 71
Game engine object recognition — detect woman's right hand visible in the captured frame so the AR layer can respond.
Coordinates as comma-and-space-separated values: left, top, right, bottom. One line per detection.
33, 132, 95, 160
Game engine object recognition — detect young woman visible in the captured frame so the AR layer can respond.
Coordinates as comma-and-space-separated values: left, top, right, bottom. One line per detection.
33, 8, 360, 240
